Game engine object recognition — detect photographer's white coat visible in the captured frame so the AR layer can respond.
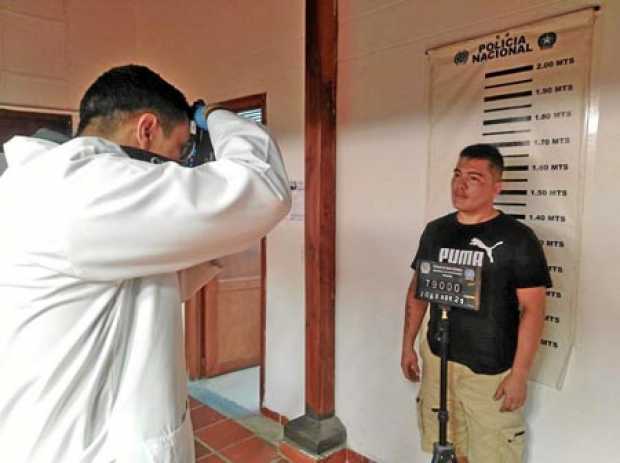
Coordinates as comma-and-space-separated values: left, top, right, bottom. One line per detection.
0, 110, 290, 462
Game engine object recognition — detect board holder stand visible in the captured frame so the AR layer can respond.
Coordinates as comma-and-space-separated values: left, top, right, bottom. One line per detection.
414, 260, 482, 463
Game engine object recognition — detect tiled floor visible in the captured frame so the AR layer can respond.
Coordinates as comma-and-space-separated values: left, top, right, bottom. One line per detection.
190, 396, 289, 463
190, 367, 260, 415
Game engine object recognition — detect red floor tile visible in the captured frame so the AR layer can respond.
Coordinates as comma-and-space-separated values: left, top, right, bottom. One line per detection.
195, 419, 254, 451
191, 405, 227, 431
189, 396, 203, 410
197, 455, 225, 463
323, 449, 346, 462
221, 436, 279, 463
279, 442, 315, 463
346, 448, 373, 463
194, 439, 211, 459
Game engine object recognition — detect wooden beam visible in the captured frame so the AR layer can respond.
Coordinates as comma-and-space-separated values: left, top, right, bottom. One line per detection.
283, 0, 346, 456
305, 0, 338, 418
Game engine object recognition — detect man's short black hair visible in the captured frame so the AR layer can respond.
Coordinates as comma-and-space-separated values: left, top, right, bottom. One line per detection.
77, 64, 191, 135
459, 143, 504, 176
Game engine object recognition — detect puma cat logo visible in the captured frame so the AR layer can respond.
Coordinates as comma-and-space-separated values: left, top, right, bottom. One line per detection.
469, 238, 503, 263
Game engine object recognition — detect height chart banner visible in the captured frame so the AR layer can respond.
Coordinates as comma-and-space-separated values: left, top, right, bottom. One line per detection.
426, 9, 596, 388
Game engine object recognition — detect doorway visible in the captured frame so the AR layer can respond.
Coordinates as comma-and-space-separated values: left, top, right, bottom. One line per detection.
185, 94, 268, 416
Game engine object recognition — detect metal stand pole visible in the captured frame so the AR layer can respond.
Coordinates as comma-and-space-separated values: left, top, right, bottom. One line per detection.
430, 306, 457, 463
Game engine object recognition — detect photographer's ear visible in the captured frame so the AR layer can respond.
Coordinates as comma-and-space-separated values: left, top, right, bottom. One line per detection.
135, 113, 159, 151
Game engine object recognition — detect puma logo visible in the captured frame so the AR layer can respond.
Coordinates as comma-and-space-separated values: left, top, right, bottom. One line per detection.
469, 238, 503, 264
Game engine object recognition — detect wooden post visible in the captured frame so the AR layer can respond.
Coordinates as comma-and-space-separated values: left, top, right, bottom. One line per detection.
283, 0, 346, 455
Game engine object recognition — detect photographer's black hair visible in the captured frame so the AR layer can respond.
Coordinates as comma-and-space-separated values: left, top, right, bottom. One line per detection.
77, 64, 191, 136
460, 143, 504, 178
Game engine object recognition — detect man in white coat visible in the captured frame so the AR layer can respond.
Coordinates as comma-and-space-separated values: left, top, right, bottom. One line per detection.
0, 65, 291, 462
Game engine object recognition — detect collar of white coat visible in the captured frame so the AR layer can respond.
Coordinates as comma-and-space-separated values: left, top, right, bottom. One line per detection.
3, 136, 126, 168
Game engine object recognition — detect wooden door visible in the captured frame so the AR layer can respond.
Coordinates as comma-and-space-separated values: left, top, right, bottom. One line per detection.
185, 239, 264, 379
203, 242, 262, 377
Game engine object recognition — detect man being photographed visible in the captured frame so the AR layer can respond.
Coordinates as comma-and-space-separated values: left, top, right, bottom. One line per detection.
401, 144, 551, 463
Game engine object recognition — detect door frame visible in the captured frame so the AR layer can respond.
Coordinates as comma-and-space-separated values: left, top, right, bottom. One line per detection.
184, 94, 269, 404
217, 93, 268, 406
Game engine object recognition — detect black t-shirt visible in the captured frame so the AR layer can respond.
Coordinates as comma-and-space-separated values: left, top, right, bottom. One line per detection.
411, 211, 552, 374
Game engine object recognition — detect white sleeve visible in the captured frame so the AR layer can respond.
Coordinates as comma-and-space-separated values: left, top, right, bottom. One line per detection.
65, 110, 291, 281
177, 260, 222, 302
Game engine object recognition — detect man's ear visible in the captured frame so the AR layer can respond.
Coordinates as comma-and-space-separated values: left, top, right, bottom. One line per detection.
135, 113, 159, 151
494, 178, 503, 196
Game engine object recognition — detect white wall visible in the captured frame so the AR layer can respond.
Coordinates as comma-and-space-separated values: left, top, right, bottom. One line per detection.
336, 1, 620, 461
0, 0, 69, 109
65, 0, 138, 109
0, 0, 136, 112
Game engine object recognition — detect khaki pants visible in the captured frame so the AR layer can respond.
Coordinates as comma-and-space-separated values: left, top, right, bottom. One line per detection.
417, 338, 526, 462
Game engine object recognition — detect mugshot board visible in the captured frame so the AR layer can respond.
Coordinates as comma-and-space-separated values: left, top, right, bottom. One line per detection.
425, 9, 597, 389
